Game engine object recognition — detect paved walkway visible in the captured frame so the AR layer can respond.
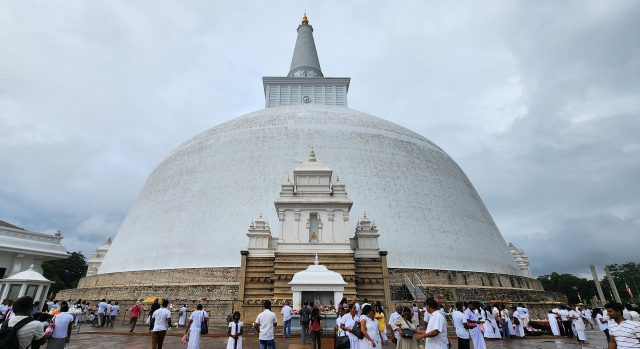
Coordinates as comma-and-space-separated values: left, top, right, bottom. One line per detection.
68, 322, 611, 349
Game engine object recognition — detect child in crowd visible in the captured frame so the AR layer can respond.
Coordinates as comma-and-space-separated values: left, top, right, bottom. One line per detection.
89, 312, 96, 326
227, 311, 243, 349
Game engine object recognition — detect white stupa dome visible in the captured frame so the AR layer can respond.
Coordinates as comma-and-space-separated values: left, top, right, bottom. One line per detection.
99, 103, 519, 275
99, 15, 520, 277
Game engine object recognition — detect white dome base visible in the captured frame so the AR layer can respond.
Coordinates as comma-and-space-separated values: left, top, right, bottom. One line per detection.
99, 104, 519, 276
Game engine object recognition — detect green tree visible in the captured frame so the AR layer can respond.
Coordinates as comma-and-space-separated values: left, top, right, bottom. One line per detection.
537, 272, 597, 304
41, 251, 87, 298
598, 262, 640, 305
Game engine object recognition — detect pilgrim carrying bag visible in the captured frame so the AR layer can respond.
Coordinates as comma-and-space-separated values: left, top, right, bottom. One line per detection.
336, 334, 350, 349
351, 321, 364, 340
200, 312, 208, 335
401, 318, 414, 338
0, 317, 37, 349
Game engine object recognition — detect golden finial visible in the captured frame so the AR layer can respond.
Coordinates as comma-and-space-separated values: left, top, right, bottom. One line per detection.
302, 12, 308, 25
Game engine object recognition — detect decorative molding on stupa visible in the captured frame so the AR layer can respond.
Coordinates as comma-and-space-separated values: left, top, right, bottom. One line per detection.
509, 243, 532, 278
263, 14, 350, 108
87, 237, 112, 276
249, 149, 380, 258
246, 213, 277, 257
353, 213, 381, 258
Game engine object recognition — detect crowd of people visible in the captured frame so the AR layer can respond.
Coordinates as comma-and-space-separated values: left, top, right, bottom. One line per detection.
3, 294, 639, 349
0, 296, 74, 349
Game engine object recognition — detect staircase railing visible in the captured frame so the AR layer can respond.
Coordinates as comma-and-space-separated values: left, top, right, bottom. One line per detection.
403, 273, 426, 300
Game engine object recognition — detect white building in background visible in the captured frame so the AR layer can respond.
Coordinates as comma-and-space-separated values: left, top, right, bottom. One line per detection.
509, 243, 532, 278
86, 238, 111, 277
0, 220, 68, 301
0, 220, 68, 278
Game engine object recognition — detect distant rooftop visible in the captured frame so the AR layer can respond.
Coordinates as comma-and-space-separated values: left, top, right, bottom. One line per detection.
0, 219, 24, 230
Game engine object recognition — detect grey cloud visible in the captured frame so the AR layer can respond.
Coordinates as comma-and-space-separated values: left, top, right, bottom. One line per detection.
1, 1, 638, 279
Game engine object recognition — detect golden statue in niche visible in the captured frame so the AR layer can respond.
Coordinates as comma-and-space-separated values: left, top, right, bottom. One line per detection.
311, 231, 318, 240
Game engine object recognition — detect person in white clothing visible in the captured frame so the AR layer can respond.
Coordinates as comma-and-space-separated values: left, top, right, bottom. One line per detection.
416, 298, 448, 349
359, 305, 380, 349
227, 311, 243, 349
558, 305, 572, 338
151, 299, 172, 349
336, 306, 346, 337
281, 301, 293, 338
184, 304, 209, 349
510, 307, 524, 338
583, 307, 594, 329
46, 302, 74, 349
106, 301, 113, 327
110, 302, 120, 328
5, 296, 45, 349
254, 300, 278, 349
464, 303, 485, 349
0, 299, 10, 324
605, 302, 640, 349
547, 311, 561, 336
341, 303, 361, 349
178, 305, 189, 327
97, 299, 108, 327
388, 303, 403, 344
594, 308, 610, 343
568, 304, 588, 344
452, 303, 471, 349
352, 297, 361, 318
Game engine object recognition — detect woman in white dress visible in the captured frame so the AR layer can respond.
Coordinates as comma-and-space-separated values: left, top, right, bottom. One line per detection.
184, 304, 209, 349
491, 306, 501, 338
178, 305, 188, 327
482, 307, 495, 339
227, 311, 243, 349
341, 303, 360, 349
547, 311, 561, 336
510, 307, 525, 338
359, 305, 380, 349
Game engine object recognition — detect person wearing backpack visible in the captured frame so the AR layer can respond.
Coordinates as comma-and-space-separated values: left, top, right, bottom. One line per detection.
309, 307, 323, 349
0, 295, 45, 349
299, 302, 311, 344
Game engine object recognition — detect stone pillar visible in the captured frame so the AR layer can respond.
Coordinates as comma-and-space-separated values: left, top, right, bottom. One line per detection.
379, 251, 392, 309
590, 265, 606, 305
292, 291, 301, 310
0, 283, 9, 301
604, 267, 621, 303
41, 285, 51, 305
334, 291, 343, 307
238, 251, 248, 304
34, 285, 45, 307
18, 284, 28, 297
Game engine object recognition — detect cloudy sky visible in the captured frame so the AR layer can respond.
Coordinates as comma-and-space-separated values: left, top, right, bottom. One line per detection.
1, 1, 638, 278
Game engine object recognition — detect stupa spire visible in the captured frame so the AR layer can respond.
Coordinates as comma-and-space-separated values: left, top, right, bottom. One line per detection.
288, 14, 323, 78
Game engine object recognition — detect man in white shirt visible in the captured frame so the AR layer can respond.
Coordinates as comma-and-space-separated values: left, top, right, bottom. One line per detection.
150, 299, 172, 349
418, 298, 448, 349
583, 307, 594, 329
558, 305, 572, 338
110, 302, 120, 328
516, 303, 529, 328
352, 297, 361, 318
96, 299, 108, 327
452, 303, 471, 349
606, 302, 640, 349
388, 303, 403, 344
0, 299, 9, 324
568, 304, 588, 344
3, 296, 45, 349
255, 300, 278, 349
106, 301, 113, 327
281, 300, 293, 338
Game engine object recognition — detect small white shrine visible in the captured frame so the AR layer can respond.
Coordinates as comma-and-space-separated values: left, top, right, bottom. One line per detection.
0, 265, 53, 309
289, 254, 347, 308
